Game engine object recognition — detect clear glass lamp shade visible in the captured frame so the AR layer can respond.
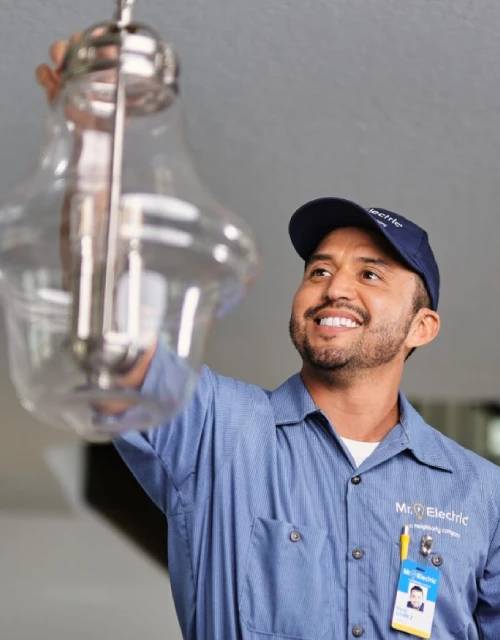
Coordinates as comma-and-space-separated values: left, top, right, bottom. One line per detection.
0, 64, 258, 441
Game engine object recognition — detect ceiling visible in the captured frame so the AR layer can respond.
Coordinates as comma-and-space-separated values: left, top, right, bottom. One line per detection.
1, 0, 500, 401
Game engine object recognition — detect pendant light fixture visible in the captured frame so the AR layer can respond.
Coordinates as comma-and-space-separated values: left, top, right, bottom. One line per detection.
0, 0, 258, 440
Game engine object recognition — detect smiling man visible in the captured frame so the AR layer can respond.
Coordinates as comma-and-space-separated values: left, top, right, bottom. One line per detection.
113, 198, 500, 640
287, 198, 440, 447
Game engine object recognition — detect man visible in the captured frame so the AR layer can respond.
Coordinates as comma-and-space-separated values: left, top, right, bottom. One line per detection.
38, 46, 500, 640
407, 585, 425, 612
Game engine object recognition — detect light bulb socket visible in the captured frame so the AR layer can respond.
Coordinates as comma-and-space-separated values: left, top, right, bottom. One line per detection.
60, 21, 178, 116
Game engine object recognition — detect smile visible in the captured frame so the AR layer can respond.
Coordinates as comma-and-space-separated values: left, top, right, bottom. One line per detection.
315, 316, 361, 328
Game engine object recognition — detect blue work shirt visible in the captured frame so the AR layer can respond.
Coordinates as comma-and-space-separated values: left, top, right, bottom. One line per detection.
115, 355, 500, 639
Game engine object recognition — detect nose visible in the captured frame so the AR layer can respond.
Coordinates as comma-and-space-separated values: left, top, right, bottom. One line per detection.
323, 267, 356, 301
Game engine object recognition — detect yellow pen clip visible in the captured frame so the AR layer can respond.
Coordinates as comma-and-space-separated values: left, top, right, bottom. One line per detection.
400, 525, 410, 561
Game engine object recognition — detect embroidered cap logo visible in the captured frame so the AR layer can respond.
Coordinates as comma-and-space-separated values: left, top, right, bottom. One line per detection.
368, 208, 404, 229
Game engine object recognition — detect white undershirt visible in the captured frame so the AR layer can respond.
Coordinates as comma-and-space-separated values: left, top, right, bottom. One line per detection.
340, 437, 380, 468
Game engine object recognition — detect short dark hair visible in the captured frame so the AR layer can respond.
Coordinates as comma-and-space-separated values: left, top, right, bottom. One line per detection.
405, 275, 432, 360
411, 275, 431, 315
410, 585, 423, 594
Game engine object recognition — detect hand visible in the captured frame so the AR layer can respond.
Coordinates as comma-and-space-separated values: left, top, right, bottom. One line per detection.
35, 36, 80, 103
35, 28, 121, 106
34, 30, 118, 134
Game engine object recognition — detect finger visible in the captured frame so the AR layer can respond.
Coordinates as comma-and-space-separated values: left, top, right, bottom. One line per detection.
35, 64, 57, 88
50, 31, 84, 70
49, 40, 69, 68
69, 31, 83, 45
35, 65, 61, 103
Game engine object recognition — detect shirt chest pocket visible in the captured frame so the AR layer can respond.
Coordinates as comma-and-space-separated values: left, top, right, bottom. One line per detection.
239, 517, 333, 640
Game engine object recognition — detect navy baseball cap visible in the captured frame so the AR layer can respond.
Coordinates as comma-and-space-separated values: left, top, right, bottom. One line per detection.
288, 197, 440, 310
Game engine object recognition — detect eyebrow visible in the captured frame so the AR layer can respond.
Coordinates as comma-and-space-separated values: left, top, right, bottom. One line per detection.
356, 256, 391, 268
305, 253, 392, 269
305, 253, 333, 267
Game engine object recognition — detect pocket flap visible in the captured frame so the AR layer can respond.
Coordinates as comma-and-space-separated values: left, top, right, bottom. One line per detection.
240, 517, 332, 639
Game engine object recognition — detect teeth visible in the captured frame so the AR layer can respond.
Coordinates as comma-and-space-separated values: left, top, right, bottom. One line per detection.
318, 316, 359, 328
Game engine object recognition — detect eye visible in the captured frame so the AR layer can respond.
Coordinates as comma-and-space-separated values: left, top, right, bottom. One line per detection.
361, 269, 381, 281
309, 267, 331, 279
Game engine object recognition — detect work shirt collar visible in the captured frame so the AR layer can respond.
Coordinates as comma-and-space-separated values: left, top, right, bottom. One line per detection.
270, 373, 454, 473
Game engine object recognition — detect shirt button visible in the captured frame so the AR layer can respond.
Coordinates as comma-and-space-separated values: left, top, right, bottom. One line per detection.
352, 624, 365, 637
290, 530, 301, 542
351, 475, 362, 485
352, 548, 364, 560
431, 554, 443, 567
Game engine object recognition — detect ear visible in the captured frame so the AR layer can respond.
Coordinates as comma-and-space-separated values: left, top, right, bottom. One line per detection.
406, 308, 441, 350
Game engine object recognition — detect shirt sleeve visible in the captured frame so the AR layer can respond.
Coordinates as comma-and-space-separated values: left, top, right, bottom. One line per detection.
475, 513, 500, 636
113, 345, 216, 515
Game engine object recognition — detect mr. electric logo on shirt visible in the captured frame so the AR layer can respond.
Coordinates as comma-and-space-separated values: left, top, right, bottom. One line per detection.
396, 501, 469, 527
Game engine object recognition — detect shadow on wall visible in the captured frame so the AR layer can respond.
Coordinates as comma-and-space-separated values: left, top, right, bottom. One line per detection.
83, 444, 168, 568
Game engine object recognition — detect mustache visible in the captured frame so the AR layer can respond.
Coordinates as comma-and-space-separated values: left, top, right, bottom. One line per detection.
304, 299, 370, 324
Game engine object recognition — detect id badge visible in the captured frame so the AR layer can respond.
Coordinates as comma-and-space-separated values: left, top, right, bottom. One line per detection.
391, 559, 441, 638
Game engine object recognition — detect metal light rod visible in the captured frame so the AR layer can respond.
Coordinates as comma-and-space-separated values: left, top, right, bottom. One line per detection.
64, 3, 179, 381
115, 0, 135, 27
98, 0, 140, 382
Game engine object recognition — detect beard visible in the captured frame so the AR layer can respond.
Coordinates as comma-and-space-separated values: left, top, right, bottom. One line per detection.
289, 300, 414, 377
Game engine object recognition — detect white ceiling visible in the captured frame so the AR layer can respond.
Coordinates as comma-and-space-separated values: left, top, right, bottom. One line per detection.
1, 0, 500, 401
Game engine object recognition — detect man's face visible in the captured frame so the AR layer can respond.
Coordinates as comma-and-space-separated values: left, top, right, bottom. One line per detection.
289, 226, 420, 376
410, 589, 423, 609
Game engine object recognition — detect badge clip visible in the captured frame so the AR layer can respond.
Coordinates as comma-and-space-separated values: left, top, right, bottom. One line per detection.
419, 535, 433, 557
